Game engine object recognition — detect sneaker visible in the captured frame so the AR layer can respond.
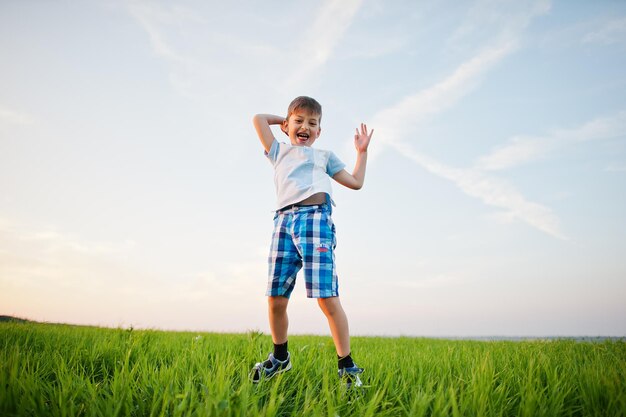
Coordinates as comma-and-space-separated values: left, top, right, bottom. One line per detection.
250, 352, 292, 383
338, 364, 364, 388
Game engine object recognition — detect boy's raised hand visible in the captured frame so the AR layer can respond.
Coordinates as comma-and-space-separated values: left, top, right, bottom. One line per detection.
354, 123, 373, 153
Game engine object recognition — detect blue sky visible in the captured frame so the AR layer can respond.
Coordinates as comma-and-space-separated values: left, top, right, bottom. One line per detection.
1, 0, 625, 336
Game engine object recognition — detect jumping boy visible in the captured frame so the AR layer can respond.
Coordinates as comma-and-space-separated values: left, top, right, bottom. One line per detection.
250, 96, 373, 387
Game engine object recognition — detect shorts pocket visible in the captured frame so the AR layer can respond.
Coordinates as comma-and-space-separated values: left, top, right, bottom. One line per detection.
321, 212, 337, 249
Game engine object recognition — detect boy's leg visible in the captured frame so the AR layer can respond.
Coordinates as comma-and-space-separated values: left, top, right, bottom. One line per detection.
268, 295, 289, 345
319, 296, 364, 388
250, 295, 291, 382
252, 209, 299, 382
317, 296, 350, 357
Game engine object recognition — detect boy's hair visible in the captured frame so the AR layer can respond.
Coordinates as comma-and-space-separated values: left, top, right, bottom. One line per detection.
287, 96, 322, 121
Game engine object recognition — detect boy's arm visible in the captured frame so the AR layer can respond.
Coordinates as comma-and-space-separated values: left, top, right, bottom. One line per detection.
333, 123, 374, 190
253, 114, 285, 153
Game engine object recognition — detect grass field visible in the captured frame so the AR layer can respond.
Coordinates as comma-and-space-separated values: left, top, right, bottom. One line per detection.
1, 322, 625, 417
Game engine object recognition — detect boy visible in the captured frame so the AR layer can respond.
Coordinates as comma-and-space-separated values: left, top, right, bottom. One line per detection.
250, 96, 373, 387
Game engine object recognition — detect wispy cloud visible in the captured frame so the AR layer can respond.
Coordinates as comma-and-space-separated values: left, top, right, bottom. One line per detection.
0, 216, 261, 329
127, 1, 203, 65
368, 1, 562, 238
477, 111, 626, 171
371, 41, 517, 148
126, 1, 207, 99
393, 274, 465, 290
475, 135, 551, 171
362, 21, 520, 161
0, 216, 133, 256
125, 0, 364, 101
0, 107, 34, 126
446, 0, 551, 54
605, 164, 626, 173
343, 34, 407, 60
391, 142, 565, 239
372, 0, 551, 148
0, 218, 139, 294
283, 0, 363, 89
126, 1, 255, 102
583, 17, 626, 45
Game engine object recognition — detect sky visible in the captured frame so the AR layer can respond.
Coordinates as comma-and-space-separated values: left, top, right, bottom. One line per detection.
1, 0, 625, 337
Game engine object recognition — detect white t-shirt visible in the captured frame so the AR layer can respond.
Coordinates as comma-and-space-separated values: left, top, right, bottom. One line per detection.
265, 139, 346, 210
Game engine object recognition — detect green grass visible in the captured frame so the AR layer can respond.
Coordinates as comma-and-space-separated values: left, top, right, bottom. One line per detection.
1, 322, 625, 416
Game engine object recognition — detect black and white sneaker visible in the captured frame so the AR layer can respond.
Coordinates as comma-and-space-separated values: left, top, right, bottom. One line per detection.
338, 364, 364, 388
250, 352, 292, 383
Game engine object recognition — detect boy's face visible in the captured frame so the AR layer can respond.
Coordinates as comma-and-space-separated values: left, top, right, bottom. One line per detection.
282, 109, 321, 147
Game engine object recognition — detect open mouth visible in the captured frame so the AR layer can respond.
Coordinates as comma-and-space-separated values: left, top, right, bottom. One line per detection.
297, 133, 310, 141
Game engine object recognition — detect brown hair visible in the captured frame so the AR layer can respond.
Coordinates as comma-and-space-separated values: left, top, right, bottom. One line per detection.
286, 96, 322, 121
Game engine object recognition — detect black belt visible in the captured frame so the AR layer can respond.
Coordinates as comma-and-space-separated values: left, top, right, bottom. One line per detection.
278, 203, 322, 212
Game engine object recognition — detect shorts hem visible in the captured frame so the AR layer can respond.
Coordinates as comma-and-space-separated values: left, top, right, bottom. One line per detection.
266, 290, 292, 299
307, 291, 339, 299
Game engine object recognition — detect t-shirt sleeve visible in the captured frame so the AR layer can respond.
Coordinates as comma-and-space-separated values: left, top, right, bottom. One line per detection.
264, 139, 279, 163
326, 151, 346, 177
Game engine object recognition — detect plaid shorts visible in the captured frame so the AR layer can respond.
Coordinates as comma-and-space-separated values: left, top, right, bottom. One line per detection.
267, 203, 338, 299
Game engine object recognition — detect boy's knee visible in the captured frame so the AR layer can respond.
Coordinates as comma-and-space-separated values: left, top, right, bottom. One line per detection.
318, 296, 342, 316
268, 296, 289, 313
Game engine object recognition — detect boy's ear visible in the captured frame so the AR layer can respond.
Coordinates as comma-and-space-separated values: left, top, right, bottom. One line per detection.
281, 119, 289, 136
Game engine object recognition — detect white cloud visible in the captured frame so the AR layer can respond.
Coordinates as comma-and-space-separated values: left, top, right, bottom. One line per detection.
393, 274, 464, 289
367, 2, 552, 148
583, 17, 626, 45
0, 215, 263, 329
368, 1, 563, 239
477, 111, 626, 171
391, 141, 566, 240
125, 1, 228, 101
475, 135, 552, 171
552, 110, 626, 142
371, 40, 517, 149
125, 0, 364, 102
14, 227, 137, 256
127, 2, 202, 64
605, 164, 626, 173
447, 0, 551, 54
0, 107, 34, 126
283, 0, 363, 89
342, 35, 407, 60
0, 219, 139, 289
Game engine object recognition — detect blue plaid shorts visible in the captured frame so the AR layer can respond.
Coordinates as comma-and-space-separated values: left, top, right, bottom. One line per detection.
267, 203, 338, 299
